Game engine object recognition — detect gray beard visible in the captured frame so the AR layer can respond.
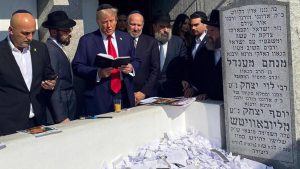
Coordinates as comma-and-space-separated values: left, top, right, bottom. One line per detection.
206, 38, 214, 51
128, 30, 142, 38
206, 37, 221, 51
155, 30, 172, 44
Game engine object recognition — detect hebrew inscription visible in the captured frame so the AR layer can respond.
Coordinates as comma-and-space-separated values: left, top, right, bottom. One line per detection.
223, 4, 293, 162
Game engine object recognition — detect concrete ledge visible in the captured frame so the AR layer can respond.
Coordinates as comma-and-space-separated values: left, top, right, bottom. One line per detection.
0, 101, 224, 169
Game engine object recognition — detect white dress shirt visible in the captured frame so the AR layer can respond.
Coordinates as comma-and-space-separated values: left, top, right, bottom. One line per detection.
192, 31, 207, 59
8, 36, 34, 118
134, 37, 139, 48
100, 31, 120, 57
159, 42, 168, 71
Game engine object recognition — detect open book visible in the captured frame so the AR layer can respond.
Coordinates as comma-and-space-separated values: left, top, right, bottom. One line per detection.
18, 125, 61, 137
95, 53, 131, 68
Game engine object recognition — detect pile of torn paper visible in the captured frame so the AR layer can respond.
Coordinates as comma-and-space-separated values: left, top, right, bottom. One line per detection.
102, 129, 273, 169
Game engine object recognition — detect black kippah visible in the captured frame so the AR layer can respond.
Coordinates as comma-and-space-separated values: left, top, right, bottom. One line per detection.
12, 9, 32, 16
129, 10, 142, 15
97, 3, 114, 11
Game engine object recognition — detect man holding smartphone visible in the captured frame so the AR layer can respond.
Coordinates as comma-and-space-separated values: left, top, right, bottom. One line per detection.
0, 10, 56, 135
42, 11, 77, 123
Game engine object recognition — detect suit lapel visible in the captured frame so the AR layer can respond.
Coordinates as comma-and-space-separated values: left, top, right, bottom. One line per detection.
92, 30, 106, 55
135, 34, 144, 55
30, 43, 39, 91
162, 37, 175, 72
2, 39, 28, 90
47, 39, 67, 59
115, 31, 124, 56
195, 34, 208, 57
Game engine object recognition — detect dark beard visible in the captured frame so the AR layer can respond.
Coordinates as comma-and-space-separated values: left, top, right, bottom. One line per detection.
56, 34, 71, 46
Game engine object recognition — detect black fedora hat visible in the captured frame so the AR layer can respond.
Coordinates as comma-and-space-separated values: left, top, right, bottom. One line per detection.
153, 12, 171, 24
202, 9, 220, 28
42, 11, 76, 29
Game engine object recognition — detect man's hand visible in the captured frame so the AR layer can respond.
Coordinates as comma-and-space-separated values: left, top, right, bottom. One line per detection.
134, 91, 146, 105
120, 63, 133, 74
98, 67, 114, 78
182, 80, 190, 91
41, 79, 56, 90
196, 94, 208, 101
183, 87, 196, 97
182, 81, 195, 97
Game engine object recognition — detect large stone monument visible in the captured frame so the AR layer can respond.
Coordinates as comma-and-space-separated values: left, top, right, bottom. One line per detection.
221, 0, 297, 168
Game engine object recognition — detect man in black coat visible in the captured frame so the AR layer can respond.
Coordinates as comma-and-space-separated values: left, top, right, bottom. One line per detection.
42, 11, 77, 123
0, 10, 56, 135
183, 10, 223, 101
183, 11, 209, 99
189, 11, 208, 60
153, 13, 187, 97
127, 11, 160, 104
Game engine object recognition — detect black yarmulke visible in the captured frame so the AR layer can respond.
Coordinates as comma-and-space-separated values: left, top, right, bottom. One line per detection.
97, 3, 114, 11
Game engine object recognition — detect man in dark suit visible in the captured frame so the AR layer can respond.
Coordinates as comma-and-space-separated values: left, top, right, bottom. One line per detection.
183, 11, 208, 99
189, 11, 208, 59
0, 10, 56, 135
42, 11, 77, 123
184, 10, 223, 101
72, 4, 139, 115
127, 11, 160, 104
153, 13, 187, 97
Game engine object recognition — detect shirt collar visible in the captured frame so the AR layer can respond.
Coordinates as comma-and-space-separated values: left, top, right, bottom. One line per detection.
134, 37, 139, 42
100, 30, 116, 40
195, 31, 207, 43
49, 37, 63, 49
7, 35, 30, 52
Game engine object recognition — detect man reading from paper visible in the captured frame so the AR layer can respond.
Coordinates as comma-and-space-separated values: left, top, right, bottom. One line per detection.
72, 4, 139, 115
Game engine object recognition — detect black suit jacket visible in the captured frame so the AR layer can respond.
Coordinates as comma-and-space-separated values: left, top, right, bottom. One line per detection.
188, 35, 209, 92
134, 34, 160, 97
0, 38, 55, 135
46, 38, 76, 122
158, 35, 187, 97
190, 46, 223, 100
189, 34, 208, 59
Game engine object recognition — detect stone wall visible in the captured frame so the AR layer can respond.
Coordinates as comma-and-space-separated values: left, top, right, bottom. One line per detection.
37, 0, 84, 60
286, 0, 300, 167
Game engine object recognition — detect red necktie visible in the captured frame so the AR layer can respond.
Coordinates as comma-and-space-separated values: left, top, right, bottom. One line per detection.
107, 35, 121, 93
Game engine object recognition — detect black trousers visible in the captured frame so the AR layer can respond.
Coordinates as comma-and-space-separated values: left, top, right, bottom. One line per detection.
27, 117, 38, 129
